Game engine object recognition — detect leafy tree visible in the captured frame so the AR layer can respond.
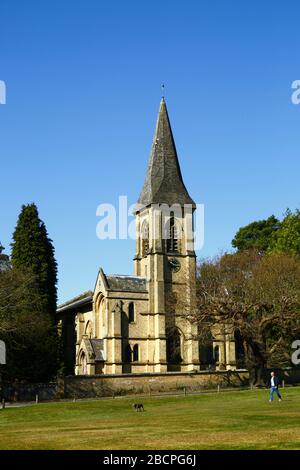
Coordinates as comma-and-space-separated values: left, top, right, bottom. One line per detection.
0, 266, 59, 382
11, 204, 58, 318
191, 251, 300, 386
270, 209, 300, 256
232, 216, 280, 253
0, 243, 10, 271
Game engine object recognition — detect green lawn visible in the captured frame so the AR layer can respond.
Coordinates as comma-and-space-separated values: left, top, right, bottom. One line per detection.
0, 388, 300, 450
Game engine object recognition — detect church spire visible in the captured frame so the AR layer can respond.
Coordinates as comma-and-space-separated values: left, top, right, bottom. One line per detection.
137, 98, 195, 209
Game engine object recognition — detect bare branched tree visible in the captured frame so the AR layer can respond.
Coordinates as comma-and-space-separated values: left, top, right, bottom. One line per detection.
188, 251, 300, 385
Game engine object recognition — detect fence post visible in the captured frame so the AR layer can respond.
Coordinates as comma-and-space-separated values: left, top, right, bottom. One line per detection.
184, 387, 187, 396
1, 398, 5, 410
282, 380, 285, 389
217, 385, 220, 393
35, 394, 39, 404
149, 385, 151, 397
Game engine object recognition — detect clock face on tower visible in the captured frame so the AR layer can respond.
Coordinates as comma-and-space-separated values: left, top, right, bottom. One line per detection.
168, 257, 181, 273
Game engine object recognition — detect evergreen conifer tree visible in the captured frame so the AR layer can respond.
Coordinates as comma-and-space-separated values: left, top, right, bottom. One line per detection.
11, 204, 58, 318
8, 204, 60, 381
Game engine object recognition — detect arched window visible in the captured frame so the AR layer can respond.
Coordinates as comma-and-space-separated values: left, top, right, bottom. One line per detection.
133, 344, 139, 362
128, 302, 135, 323
99, 298, 106, 337
84, 321, 93, 338
167, 215, 179, 253
141, 220, 149, 256
80, 352, 87, 375
214, 345, 220, 364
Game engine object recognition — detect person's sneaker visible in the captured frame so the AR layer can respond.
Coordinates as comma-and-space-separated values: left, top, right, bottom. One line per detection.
279, 399, 282, 402
269, 399, 272, 402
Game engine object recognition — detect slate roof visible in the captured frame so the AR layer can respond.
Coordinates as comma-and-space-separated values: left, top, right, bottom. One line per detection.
90, 339, 105, 361
137, 98, 195, 210
81, 338, 105, 361
57, 274, 148, 315
82, 338, 105, 361
106, 275, 148, 293
57, 290, 93, 313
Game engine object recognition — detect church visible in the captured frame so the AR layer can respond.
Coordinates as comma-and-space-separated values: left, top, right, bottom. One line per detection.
58, 98, 237, 375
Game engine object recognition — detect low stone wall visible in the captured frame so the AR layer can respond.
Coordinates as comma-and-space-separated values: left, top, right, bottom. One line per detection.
2, 382, 58, 402
64, 370, 249, 398
3, 368, 300, 402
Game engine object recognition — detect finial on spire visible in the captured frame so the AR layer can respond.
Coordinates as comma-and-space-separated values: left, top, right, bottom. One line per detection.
161, 83, 165, 100
137, 93, 196, 209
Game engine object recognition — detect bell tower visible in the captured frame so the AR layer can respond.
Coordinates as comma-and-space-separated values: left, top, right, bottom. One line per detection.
134, 98, 200, 372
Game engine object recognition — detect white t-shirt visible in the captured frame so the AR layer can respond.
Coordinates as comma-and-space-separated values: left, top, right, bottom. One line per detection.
271, 376, 275, 387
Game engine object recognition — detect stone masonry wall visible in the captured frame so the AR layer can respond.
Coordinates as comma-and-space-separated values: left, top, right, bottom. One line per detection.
3, 368, 300, 402
64, 370, 249, 398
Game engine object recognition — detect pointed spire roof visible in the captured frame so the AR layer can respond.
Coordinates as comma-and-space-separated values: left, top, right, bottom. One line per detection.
137, 98, 195, 210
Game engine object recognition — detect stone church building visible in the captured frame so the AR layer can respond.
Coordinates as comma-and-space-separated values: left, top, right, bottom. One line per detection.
58, 98, 238, 375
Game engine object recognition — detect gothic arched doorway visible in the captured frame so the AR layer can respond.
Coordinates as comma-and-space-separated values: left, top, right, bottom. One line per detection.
166, 327, 182, 371
80, 351, 87, 375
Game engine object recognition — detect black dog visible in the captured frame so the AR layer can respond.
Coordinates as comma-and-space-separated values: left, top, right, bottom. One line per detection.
132, 403, 144, 412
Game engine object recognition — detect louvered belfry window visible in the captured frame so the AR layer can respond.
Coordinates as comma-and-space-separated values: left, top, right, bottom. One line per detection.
167, 215, 178, 253
128, 302, 135, 323
141, 220, 149, 256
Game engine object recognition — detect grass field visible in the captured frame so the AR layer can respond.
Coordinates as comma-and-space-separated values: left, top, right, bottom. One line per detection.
0, 387, 300, 450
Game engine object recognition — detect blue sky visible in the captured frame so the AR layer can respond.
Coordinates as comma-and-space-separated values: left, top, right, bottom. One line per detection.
1, 0, 300, 303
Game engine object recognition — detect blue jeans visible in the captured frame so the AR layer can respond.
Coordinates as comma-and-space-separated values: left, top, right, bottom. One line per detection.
270, 386, 282, 401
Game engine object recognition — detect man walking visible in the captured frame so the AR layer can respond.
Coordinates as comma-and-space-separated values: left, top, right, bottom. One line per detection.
269, 371, 282, 402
